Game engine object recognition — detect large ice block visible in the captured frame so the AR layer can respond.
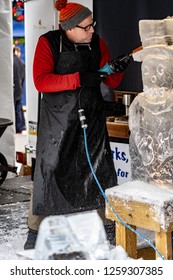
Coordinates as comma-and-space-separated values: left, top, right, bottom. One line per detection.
34, 210, 110, 260
129, 17, 173, 188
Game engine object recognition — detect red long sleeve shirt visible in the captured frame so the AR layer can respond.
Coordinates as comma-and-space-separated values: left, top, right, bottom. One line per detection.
33, 35, 124, 93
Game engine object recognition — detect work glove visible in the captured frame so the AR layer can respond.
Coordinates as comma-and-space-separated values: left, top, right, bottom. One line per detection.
110, 53, 132, 73
80, 72, 106, 86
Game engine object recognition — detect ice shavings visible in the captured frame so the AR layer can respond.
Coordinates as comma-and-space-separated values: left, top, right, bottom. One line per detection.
106, 180, 173, 205
105, 180, 173, 230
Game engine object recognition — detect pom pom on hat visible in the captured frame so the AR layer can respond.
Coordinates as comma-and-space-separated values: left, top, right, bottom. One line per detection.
55, 0, 92, 30
55, 0, 67, 11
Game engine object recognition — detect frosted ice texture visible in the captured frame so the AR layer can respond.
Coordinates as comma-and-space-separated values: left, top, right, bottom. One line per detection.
129, 18, 173, 187
139, 18, 173, 47
139, 19, 166, 47
133, 18, 173, 62
34, 211, 110, 260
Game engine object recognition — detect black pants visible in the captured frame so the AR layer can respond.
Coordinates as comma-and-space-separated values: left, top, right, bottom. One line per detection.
15, 100, 24, 133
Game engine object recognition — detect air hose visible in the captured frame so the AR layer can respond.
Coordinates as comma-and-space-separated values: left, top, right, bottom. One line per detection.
78, 106, 165, 260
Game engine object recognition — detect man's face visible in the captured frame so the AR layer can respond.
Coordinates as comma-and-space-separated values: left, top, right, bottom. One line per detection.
66, 15, 95, 44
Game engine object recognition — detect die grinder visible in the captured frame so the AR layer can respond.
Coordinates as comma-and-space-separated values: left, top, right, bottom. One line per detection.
99, 46, 142, 76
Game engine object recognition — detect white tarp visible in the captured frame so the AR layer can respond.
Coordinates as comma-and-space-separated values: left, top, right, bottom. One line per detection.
0, 1, 15, 169
25, 0, 58, 148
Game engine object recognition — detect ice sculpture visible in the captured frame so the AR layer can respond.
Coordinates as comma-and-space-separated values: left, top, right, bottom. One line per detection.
34, 211, 110, 260
129, 17, 173, 186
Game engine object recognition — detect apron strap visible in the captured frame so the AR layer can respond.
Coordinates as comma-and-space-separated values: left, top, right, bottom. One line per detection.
60, 35, 62, 53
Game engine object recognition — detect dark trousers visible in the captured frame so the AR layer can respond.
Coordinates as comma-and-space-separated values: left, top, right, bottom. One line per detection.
15, 100, 23, 133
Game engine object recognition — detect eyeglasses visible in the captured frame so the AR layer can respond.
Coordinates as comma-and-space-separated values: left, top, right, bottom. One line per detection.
76, 21, 96, 32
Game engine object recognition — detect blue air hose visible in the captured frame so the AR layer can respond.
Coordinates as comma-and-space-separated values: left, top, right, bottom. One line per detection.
82, 124, 164, 260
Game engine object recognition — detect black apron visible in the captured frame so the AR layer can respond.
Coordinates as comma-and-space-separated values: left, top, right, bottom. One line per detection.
33, 30, 117, 215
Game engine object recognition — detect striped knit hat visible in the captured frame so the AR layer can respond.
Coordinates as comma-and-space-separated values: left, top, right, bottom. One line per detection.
55, 0, 92, 30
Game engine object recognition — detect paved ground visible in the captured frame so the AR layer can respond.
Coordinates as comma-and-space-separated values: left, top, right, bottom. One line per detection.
0, 175, 32, 259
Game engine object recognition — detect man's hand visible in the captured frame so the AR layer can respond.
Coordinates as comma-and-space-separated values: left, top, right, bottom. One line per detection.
80, 72, 106, 86
111, 53, 132, 73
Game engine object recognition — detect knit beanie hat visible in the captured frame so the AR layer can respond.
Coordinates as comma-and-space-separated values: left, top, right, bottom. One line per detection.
55, 0, 92, 30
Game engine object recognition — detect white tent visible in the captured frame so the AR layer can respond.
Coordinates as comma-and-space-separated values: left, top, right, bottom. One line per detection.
0, 1, 15, 170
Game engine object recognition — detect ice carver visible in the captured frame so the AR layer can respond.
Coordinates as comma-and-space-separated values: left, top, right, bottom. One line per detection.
24, 0, 131, 249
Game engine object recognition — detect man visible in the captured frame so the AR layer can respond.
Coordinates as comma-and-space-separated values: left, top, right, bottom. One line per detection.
24, 0, 130, 249
13, 46, 25, 133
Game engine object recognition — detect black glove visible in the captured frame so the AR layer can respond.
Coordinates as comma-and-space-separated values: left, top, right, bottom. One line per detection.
110, 53, 132, 73
80, 72, 106, 86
